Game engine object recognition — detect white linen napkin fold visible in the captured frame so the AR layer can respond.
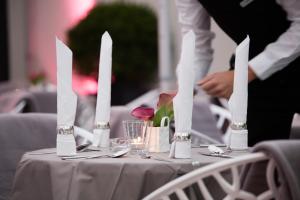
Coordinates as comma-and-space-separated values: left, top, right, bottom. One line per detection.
228, 36, 250, 150
169, 30, 195, 159
93, 31, 113, 148
56, 38, 78, 156
228, 36, 250, 125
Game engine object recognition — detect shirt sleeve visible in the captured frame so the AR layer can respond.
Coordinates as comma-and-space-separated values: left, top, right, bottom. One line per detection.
249, 0, 300, 80
175, 0, 215, 83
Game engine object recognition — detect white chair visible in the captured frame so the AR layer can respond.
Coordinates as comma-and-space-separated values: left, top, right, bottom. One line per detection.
190, 129, 221, 145
143, 152, 279, 200
209, 104, 232, 144
169, 122, 221, 145
74, 126, 94, 144
0, 113, 57, 200
10, 100, 26, 113
126, 89, 160, 109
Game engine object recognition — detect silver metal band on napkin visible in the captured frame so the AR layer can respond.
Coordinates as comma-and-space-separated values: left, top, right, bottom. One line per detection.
57, 125, 74, 135
230, 123, 247, 130
173, 132, 191, 141
94, 122, 110, 130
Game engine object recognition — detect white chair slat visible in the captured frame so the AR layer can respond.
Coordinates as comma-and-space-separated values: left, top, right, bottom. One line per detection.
175, 189, 189, 200
197, 180, 214, 200
143, 153, 279, 200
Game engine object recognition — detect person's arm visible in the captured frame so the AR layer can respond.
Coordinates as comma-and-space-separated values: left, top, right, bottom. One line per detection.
197, 67, 257, 99
198, 0, 300, 99
249, 0, 300, 80
175, 0, 215, 84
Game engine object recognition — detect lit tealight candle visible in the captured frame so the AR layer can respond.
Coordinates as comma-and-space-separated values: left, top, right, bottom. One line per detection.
132, 137, 143, 150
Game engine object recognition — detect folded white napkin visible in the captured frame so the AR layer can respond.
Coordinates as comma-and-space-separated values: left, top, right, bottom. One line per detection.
229, 36, 250, 125
169, 30, 195, 159
93, 32, 113, 148
56, 38, 78, 156
228, 36, 250, 150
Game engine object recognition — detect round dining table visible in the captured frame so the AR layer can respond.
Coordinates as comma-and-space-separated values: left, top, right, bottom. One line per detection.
10, 147, 248, 200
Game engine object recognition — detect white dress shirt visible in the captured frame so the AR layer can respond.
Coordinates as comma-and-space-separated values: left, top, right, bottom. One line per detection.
175, 0, 300, 80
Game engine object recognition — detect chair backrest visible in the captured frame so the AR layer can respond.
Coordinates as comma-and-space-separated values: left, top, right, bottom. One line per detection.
0, 90, 95, 130
27, 91, 57, 113
190, 129, 221, 145
0, 81, 25, 95
0, 113, 56, 200
251, 140, 300, 200
144, 140, 300, 200
143, 152, 280, 200
0, 90, 56, 113
192, 97, 223, 143
110, 106, 135, 138
209, 104, 231, 144
0, 90, 27, 113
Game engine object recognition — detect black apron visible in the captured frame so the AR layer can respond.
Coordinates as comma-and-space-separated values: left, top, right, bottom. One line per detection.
198, 0, 300, 145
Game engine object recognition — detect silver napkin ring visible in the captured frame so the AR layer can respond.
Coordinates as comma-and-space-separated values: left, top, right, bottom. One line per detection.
57, 125, 74, 135
230, 123, 247, 130
94, 122, 110, 129
173, 132, 191, 141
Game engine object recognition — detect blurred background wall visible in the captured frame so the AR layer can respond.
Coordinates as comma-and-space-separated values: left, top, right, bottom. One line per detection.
26, 0, 96, 84
4, 0, 236, 92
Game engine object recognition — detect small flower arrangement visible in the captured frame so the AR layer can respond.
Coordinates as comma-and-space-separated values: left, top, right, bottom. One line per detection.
131, 93, 175, 127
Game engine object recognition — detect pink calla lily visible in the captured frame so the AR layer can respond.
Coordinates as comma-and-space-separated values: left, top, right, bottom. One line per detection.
157, 92, 177, 108
131, 106, 154, 121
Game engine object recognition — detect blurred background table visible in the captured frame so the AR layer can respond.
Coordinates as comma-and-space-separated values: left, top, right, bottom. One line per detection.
11, 148, 248, 200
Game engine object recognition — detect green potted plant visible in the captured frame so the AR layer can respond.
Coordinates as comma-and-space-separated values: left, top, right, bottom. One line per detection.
68, 3, 158, 104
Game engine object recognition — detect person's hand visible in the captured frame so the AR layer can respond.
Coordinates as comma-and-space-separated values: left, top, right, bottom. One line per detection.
198, 71, 234, 99
198, 67, 257, 99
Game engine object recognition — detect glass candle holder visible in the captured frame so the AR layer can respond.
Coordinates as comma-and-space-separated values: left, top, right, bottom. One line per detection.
110, 137, 130, 152
122, 120, 146, 152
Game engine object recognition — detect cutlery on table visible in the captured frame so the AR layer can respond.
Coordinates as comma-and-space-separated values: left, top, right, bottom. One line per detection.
199, 152, 233, 158
61, 149, 129, 160
198, 145, 233, 158
208, 145, 225, 154
198, 144, 227, 148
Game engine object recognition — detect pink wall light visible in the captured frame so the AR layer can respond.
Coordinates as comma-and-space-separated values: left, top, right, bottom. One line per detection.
28, 0, 96, 95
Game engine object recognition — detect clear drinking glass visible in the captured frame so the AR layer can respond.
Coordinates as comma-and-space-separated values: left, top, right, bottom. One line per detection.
110, 138, 130, 152
122, 120, 147, 153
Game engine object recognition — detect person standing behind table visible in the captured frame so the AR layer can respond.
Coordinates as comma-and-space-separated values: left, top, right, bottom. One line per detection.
175, 0, 300, 146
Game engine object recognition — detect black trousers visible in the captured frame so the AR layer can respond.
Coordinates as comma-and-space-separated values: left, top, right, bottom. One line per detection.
247, 60, 300, 146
